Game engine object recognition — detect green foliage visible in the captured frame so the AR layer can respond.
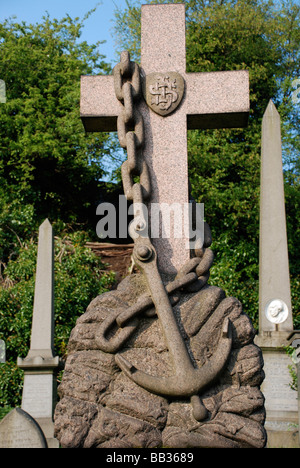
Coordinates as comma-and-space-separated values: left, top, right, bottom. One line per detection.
209, 234, 259, 328
0, 9, 121, 414
0, 405, 14, 420
0, 363, 24, 410
0, 182, 36, 262
285, 346, 298, 392
187, 0, 300, 326
0, 231, 115, 408
0, 13, 115, 229
288, 364, 298, 392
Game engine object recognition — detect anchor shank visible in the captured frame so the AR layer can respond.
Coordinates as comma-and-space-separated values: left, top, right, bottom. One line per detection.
136, 242, 195, 375
116, 238, 233, 402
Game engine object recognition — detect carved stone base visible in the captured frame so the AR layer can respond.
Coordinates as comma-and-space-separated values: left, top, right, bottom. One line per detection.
54, 274, 266, 448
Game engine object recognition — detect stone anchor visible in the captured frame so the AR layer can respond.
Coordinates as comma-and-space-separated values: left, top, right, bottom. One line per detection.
96, 218, 232, 421
116, 240, 233, 421
93, 48, 234, 422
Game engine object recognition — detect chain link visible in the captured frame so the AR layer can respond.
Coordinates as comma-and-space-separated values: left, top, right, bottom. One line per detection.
113, 51, 212, 279
113, 51, 151, 205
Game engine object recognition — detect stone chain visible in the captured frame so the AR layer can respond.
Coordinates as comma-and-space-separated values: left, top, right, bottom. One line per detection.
113, 51, 151, 204
113, 52, 214, 288
95, 53, 216, 352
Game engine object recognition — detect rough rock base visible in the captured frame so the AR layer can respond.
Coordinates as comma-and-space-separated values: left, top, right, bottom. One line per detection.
54, 274, 266, 448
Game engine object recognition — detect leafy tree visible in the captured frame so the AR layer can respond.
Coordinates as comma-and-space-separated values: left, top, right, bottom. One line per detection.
0, 11, 115, 237
113, 0, 300, 324
0, 11, 118, 412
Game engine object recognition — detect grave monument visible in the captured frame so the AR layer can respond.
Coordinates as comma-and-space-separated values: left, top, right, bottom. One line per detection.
17, 219, 60, 448
54, 4, 266, 448
255, 101, 299, 447
0, 408, 47, 449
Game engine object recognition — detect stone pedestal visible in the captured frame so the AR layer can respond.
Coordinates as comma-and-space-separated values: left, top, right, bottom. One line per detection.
17, 358, 60, 448
255, 332, 299, 448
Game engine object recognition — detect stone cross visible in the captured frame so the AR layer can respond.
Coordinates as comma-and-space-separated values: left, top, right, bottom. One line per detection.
17, 219, 59, 448
80, 3, 249, 274
258, 100, 293, 333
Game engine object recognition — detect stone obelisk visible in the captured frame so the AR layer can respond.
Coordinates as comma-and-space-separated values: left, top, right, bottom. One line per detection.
258, 100, 293, 334
18, 219, 60, 448
255, 100, 298, 447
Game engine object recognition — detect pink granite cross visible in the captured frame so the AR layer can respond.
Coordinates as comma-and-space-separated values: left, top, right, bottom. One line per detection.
80, 4, 249, 274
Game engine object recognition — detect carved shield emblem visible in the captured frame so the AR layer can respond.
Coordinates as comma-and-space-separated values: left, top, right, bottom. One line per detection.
143, 72, 185, 116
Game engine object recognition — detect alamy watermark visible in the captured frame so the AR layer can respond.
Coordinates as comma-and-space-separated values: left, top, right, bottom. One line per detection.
96, 196, 205, 250
0, 80, 6, 104
292, 78, 300, 105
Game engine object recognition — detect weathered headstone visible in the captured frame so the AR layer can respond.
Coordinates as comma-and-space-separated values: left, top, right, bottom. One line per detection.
255, 101, 298, 447
0, 408, 47, 448
17, 219, 60, 448
80, 3, 249, 274
55, 4, 266, 448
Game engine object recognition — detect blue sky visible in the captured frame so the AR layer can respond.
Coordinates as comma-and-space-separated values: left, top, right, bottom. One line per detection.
0, 0, 131, 64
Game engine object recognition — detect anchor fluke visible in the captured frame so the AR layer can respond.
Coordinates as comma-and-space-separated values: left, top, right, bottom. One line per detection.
114, 355, 137, 375
115, 317, 232, 399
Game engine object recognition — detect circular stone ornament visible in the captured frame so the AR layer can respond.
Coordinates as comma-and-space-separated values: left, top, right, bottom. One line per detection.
265, 299, 289, 324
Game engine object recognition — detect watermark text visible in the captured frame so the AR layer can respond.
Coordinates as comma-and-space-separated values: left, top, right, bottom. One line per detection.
96, 196, 205, 250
